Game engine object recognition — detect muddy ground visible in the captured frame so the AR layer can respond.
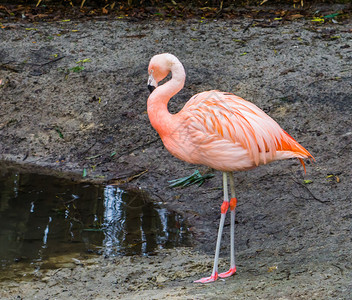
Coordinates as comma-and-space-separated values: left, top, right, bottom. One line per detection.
0, 4, 352, 299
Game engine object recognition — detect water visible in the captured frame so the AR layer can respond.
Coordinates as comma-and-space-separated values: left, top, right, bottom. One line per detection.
0, 164, 190, 279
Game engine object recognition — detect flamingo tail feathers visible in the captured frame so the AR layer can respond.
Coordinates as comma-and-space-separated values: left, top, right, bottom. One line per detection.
298, 158, 307, 174
280, 130, 315, 173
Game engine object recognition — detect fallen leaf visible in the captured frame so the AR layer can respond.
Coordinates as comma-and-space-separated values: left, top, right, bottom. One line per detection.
311, 17, 324, 23
268, 266, 278, 272
76, 58, 91, 64
55, 127, 64, 139
323, 13, 339, 19
288, 14, 304, 20
70, 66, 84, 72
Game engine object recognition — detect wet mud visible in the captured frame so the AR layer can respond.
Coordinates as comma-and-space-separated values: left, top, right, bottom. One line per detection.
0, 5, 352, 299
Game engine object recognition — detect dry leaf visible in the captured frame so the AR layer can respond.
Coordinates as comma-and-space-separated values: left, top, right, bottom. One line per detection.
288, 14, 304, 20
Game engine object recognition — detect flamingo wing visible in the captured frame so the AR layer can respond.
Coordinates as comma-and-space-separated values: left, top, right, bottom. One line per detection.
179, 91, 313, 169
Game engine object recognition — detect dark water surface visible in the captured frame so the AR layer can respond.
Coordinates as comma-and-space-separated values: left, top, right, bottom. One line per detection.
0, 164, 190, 279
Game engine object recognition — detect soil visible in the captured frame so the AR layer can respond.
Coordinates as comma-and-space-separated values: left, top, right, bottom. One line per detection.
0, 4, 352, 299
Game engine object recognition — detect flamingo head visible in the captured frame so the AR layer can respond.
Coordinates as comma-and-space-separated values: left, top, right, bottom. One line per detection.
147, 53, 179, 94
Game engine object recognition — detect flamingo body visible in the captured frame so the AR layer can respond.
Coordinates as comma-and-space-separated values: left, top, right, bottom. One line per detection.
147, 53, 313, 283
157, 90, 312, 172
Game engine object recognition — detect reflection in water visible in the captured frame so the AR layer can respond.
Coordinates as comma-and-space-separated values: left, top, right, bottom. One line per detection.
102, 186, 188, 256
103, 186, 124, 255
0, 164, 190, 279
42, 217, 52, 248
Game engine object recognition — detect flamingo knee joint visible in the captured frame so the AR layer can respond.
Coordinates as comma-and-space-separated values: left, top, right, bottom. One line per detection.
221, 201, 230, 214
230, 197, 237, 211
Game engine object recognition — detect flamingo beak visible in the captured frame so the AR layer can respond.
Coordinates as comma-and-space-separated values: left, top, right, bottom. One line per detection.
148, 72, 156, 94
148, 84, 155, 94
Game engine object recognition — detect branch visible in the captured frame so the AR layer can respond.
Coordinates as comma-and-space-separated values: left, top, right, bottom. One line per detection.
290, 177, 329, 205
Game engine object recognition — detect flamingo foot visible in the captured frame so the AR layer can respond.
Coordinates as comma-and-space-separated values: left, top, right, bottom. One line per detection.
218, 267, 236, 278
194, 272, 218, 283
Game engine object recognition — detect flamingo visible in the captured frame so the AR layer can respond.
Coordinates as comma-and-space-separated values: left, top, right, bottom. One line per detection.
147, 53, 314, 283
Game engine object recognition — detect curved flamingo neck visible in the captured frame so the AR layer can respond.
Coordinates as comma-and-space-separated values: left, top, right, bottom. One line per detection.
147, 59, 186, 137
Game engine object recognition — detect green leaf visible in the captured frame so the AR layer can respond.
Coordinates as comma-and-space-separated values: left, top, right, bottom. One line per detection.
323, 13, 339, 19
110, 151, 117, 157
169, 170, 214, 188
303, 179, 313, 184
76, 58, 91, 64
82, 168, 87, 177
55, 127, 64, 139
70, 66, 84, 72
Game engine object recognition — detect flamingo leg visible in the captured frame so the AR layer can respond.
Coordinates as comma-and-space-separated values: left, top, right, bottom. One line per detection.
194, 172, 229, 283
219, 172, 237, 278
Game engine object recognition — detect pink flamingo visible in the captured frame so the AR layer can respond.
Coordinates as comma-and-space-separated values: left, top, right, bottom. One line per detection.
147, 53, 314, 283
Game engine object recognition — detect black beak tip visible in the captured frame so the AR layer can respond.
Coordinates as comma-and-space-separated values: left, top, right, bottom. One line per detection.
148, 85, 156, 94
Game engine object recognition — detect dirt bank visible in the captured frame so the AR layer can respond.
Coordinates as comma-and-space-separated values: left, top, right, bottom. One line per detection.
0, 5, 352, 299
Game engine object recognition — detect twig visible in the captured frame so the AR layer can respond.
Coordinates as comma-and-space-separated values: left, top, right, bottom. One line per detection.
115, 138, 160, 159
148, 190, 165, 203
108, 169, 148, 186
213, 0, 223, 18
243, 19, 254, 33
80, 140, 97, 157
40, 56, 65, 66
0, 63, 21, 72
337, 140, 352, 155
27, 56, 66, 67
331, 263, 344, 275
290, 177, 329, 204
